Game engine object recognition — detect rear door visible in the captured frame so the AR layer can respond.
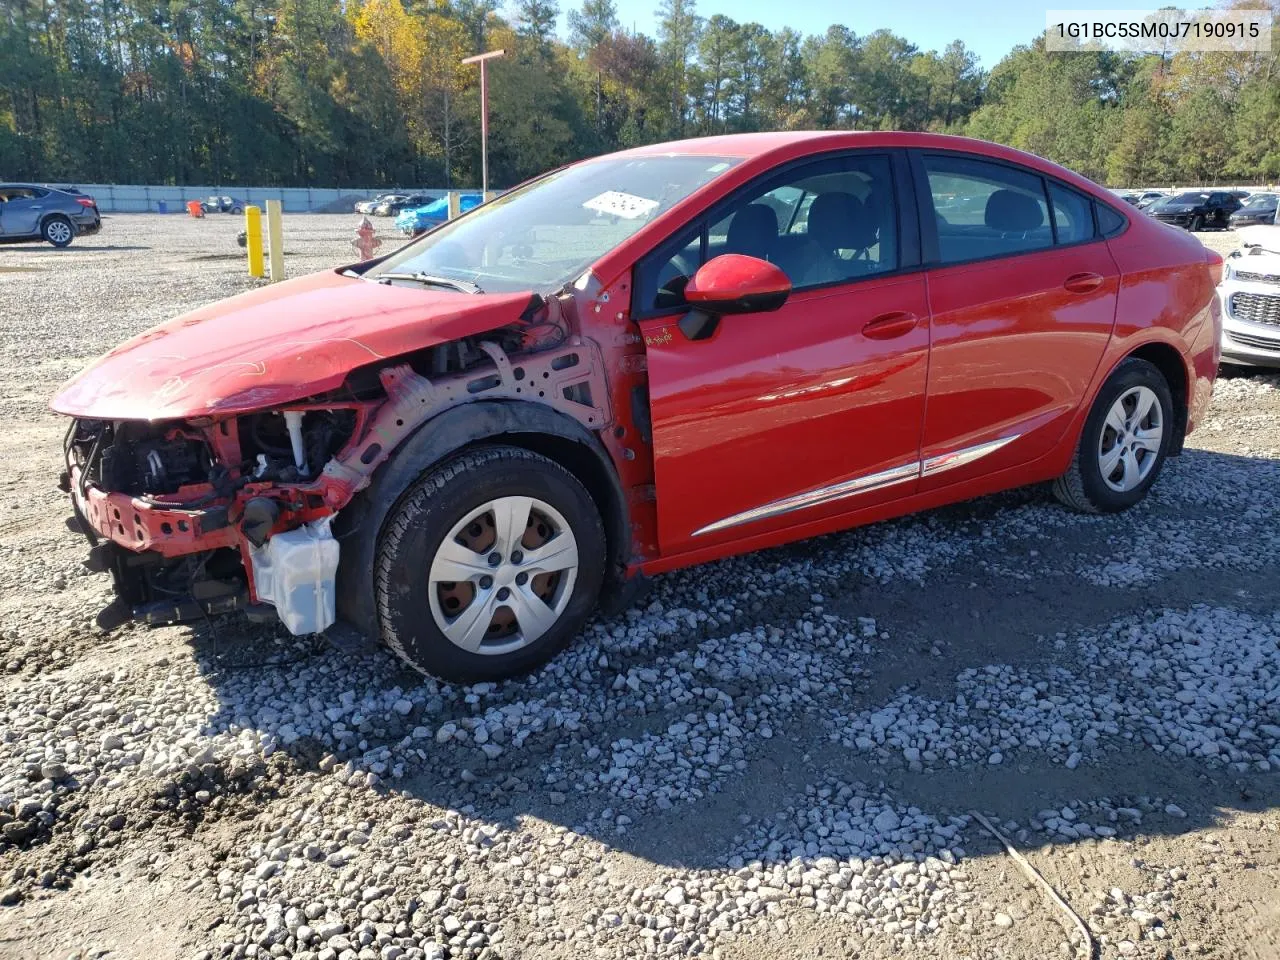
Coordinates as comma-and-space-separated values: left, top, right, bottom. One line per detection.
0, 187, 44, 236
912, 151, 1119, 490
636, 150, 931, 556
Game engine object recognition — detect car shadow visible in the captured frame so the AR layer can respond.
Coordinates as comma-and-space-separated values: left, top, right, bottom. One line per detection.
0, 244, 153, 253
185, 445, 1280, 871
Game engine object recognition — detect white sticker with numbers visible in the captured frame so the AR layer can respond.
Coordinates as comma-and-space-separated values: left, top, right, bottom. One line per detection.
582, 191, 660, 220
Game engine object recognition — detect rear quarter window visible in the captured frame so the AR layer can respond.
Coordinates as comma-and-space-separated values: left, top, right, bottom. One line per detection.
1095, 203, 1128, 237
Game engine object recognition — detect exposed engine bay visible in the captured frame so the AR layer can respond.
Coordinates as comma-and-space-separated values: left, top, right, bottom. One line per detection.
60, 301, 614, 637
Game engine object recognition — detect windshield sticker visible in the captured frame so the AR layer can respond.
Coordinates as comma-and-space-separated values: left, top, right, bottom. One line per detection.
583, 191, 660, 220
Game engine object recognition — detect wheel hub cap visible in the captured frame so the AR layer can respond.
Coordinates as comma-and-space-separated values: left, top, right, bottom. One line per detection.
1098, 385, 1164, 493
428, 496, 579, 656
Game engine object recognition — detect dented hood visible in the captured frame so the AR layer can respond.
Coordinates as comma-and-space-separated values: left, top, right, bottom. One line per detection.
51, 270, 534, 420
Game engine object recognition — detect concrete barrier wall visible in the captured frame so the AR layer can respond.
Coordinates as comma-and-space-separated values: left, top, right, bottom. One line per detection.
65, 185, 475, 213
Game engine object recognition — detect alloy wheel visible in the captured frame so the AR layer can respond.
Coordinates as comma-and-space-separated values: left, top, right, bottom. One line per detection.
46, 221, 72, 244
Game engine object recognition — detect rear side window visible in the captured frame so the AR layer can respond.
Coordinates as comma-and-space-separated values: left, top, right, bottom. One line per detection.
1049, 184, 1095, 244
923, 155, 1052, 264
1095, 203, 1128, 236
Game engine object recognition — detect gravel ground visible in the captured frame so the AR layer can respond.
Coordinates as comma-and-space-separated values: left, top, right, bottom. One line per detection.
1, 215, 1278, 960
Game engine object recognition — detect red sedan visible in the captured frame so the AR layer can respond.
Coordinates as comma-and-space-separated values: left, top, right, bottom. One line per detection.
52, 132, 1222, 680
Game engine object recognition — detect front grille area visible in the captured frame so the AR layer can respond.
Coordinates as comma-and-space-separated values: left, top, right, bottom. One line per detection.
1228, 329, 1280, 352
1231, 292, 1280, 326
1235, 270, 1280, 285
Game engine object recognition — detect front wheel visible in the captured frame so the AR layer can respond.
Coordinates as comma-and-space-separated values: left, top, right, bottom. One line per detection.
1053, 357, 1174, 514
1189, 214, 1204, 232
375, 445, 606, 681
42, 216, 74, 247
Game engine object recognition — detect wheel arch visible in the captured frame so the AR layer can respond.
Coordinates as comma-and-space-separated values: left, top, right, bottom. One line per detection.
1121, 340, 1190, 455
334, 399, 631, 639
41, 211, 73, 231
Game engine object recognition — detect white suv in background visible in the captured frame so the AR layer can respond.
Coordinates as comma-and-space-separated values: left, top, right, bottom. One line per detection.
1219, 222, 1280, 367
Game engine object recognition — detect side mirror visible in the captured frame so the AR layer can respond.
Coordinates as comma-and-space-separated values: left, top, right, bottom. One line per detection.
684, 254, 792, 315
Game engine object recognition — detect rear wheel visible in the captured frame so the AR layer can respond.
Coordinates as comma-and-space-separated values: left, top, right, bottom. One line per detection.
375, 445, 606, 681
42, 216, 74, 247
1053, 358, 1173, 513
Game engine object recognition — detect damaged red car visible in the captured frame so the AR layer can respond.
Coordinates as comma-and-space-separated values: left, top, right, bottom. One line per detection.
52, 132, 1222, 681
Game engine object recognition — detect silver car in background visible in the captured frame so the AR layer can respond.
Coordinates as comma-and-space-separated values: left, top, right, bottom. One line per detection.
0, 183, 101, 247
1218, 225, 1280, 367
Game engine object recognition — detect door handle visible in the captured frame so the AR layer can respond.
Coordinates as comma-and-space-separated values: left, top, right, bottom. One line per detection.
1063, 272, 1104, 293
862, 311, 919, 340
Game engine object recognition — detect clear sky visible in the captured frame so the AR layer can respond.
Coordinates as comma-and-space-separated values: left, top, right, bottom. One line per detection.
553, 0, 1064, 69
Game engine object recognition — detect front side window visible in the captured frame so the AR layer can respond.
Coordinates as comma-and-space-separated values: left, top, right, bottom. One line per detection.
367, 155, 740, 294
924, 154, 1053, 264
636, 153, 898, 314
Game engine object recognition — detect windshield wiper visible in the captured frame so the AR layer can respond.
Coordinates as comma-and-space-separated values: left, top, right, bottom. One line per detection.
375, 272, 483, 294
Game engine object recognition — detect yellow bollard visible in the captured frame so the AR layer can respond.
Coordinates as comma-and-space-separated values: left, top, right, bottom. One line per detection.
245, 206, 264, 278
266, 199, 284, 282
447, 191, 460, 221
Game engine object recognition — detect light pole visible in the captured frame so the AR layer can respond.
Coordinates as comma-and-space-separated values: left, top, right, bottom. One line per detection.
461, 49, 506, 197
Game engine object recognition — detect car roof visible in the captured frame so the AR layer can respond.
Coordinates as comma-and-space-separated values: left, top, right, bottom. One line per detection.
605, 131, 1112, 196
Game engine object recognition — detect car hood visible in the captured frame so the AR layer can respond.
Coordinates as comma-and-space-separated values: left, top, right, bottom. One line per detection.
1236, 224, 1280, 257
51, 270, 536, 420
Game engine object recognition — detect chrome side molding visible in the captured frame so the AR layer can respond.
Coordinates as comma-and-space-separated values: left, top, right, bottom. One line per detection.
921, 434, 1020, 477
692, 434, 1022, 537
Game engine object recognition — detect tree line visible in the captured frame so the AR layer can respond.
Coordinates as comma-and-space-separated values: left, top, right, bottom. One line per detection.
1, 0, 1277, 190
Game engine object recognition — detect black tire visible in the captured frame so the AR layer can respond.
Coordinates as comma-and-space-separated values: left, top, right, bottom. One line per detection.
230, 205, 243, 215
42, 215, 74, 248
1053, 357, 1174, 514
375, 445, 606, 681
1189, 214, 1204, 232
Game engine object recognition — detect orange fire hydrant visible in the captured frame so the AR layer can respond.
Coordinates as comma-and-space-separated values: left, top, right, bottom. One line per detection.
352, 217, 381, 261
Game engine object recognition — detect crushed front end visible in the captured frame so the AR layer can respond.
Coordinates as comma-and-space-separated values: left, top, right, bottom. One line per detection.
62, 407, 362, 631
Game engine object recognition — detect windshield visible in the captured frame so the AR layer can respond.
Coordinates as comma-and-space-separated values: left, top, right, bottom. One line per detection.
1170, 192, 1209, 204
368, 154, 741, 293
1242, 194, 1277, 207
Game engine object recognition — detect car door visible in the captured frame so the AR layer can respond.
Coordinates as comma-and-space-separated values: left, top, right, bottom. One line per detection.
1205, 193, 1227, 227
912, 151, 1119, 491
0, 188, 43, 236
634, 151, 929, 557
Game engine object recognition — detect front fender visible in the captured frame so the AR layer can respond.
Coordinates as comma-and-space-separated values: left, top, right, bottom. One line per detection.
333, 399, 629, 639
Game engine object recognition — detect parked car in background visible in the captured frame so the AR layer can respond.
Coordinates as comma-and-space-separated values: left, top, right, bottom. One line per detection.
1147, 190, 1242, 230
1133, 191, 1167, 209
394, 193, 481, 236
51, 131, 1221, 681
1229, 192, 1279, 228
356, 194, 397, 215
201, 195, 245, 214
1218, 224, 1280, 366
0, 182, 100, 247
375, 194, 433, 217
1111, 189, 1166, 208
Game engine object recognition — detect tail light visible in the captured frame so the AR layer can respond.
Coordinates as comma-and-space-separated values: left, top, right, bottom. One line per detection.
1206, 249, 1223, 286
75, 197, 96, 208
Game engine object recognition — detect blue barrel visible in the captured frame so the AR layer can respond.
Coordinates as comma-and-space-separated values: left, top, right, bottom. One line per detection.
156, 200, 168, 214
